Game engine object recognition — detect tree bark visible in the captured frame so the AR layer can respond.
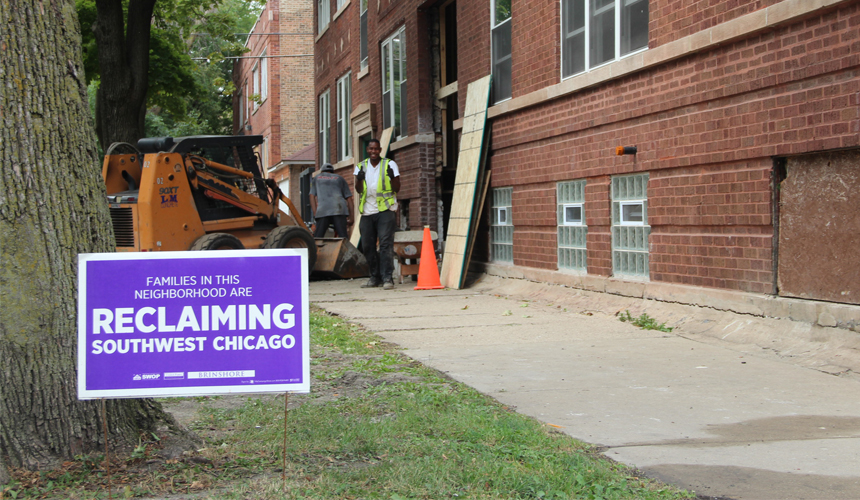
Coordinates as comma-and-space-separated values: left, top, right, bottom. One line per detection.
92, 0, 156, 150
0, 0, 168, 474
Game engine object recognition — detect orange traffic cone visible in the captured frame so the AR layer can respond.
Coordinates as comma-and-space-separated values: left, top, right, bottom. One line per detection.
414, 226, 444, 290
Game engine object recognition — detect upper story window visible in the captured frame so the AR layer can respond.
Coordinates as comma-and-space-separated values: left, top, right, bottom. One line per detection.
336, 72, 352, 161
319, 90, 330, 165
359, 0, 368, 69
238, 87, 245, 126
260, 49, 268, 102
336, 0, 346, 10
252, 63, 260, 109
382, 27, 407, 139
492, 0, 512, 103
562, 0, 649, 78
318, 0, 330, 33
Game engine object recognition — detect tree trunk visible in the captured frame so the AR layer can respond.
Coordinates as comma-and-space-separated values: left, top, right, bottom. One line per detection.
92, 0, 156, 150
0, 0, 168, 473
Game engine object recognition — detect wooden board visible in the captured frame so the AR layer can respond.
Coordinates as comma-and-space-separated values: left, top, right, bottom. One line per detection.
350, 127, 395, 247
439, 75, 492, 289
463, 170, 491, 282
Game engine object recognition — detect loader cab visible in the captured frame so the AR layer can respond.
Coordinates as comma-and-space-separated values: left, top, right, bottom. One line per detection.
137, 135, 271, 223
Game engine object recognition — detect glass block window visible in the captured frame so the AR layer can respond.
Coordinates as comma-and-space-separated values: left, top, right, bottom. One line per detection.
491, 187, 513, 263
558, 180, 587, 271
611, 173, 649, 277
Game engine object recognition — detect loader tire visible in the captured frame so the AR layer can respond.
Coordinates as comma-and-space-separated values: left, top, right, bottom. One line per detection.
190, 233, 245, 251
262, 226, 317, 271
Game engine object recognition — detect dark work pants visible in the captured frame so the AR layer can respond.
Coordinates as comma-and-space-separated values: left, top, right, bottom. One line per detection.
314, 215, 348, 238
359, 210, 396, 282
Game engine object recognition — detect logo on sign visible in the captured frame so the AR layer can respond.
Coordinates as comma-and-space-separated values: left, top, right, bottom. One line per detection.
134, 373, 161, 381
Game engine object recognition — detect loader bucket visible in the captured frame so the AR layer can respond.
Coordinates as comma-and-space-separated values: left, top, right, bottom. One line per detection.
312, 237, 369, 279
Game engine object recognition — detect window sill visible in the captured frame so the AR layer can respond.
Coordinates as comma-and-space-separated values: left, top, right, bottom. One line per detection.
389, 133, 435, 151
357, 66, 369, 80
334, 157, 355, 170
333, 0, 350, 21
315, 24, 329, 43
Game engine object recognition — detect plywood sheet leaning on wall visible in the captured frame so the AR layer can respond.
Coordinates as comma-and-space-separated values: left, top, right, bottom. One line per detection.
440, 75, 492, 289
350, 127, 395, 247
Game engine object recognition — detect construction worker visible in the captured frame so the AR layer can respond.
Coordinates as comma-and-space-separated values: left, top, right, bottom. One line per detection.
354, 139, 401, 290
310, 163, 353, 238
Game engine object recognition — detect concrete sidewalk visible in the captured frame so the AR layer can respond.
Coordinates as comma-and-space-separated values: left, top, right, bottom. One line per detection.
310, 274, 860, 500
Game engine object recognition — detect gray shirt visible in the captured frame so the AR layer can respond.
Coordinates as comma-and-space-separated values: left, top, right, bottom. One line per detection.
310, 171, 352, 218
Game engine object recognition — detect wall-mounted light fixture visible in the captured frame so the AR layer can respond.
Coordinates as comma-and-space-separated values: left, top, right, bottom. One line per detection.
615, 146, 637, 155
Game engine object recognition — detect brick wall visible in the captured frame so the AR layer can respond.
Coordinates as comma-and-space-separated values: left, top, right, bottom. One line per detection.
649, 161, 774, 293
307, 0, 860, 296
480, 2, 860, 292
650, 0, 784, 48
511, 0, 559, 96
233, 0, 314, 168
585, 177, 612, 277
279, 0, 314, 161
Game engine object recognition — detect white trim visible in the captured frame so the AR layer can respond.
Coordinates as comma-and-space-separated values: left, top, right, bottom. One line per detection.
619, 200, 645, 226
562, 203, 584, 226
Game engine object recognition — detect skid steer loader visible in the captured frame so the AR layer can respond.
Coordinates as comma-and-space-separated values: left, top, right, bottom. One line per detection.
101, 135, 367, 278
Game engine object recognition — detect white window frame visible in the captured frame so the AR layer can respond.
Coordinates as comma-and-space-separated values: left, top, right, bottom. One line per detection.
359, 0, 368, 69
336, 0, 346, 11
561, 0, 649, 80
319, 90, 330, 165
619, 200, 645, 226
336, 72, 352, 161
497, 206, 509, 225
562, 203, 584, 226
491, 0, 512, 103
237, 87, 245, 126
261, 136, 269, 170
381, 26, 407, 139
260, 49, 268, 103
244, 82, 251, 121
252, 63, 260, 110
318, 0, 330, 33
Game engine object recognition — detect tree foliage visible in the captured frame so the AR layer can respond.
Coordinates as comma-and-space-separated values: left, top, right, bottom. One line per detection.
76, 0, 262, 147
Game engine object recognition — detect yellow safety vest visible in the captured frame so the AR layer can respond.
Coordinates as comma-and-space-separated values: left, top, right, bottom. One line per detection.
358, 158, 396, 213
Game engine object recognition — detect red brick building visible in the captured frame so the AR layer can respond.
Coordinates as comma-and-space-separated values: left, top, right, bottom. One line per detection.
315, 0, 860, 327
234, 0, 315, 206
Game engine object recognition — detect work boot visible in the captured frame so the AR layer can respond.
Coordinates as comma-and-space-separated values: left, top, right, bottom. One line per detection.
361, 277, 382, 288
383, 280, 396, 290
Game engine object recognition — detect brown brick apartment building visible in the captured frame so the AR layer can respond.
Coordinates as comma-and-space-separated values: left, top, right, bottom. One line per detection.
234, 0, 315, 207
315, 0, 860, 326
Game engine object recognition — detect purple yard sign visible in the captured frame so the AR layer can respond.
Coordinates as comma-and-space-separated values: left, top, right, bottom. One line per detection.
77, 249, 309, 399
